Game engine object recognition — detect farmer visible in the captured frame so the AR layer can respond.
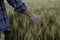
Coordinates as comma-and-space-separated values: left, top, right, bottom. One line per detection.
0, 0, 41, 40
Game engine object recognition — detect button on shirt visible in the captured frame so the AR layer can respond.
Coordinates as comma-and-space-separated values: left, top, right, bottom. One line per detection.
0, 0, 26, 32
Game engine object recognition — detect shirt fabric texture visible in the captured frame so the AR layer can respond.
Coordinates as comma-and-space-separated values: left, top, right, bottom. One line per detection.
0, 0, 26, 32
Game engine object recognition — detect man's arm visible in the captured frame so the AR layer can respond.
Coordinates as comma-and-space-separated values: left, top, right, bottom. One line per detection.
7, 0, 26, 13
24, 9, 41, 26
7, 0, 41, 26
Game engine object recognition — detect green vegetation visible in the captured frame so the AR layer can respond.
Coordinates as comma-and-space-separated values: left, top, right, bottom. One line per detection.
4, 0, 60, 40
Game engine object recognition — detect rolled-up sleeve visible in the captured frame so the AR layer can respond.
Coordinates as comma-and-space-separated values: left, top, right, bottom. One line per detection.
7, 0, 26, 13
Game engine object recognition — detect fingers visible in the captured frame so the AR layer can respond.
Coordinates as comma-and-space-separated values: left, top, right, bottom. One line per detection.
30, 14, 42, 27
35, 16, 41, 26
32, 18, 41, 27
37, 18, 41, 24
36, 19, 41, 27
34, 18, 41, 27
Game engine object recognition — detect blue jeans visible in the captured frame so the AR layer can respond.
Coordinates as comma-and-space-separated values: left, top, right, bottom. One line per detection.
4, 30, 11, 40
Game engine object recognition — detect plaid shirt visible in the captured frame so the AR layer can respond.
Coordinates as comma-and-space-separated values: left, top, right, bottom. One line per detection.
0, 0, 26, 32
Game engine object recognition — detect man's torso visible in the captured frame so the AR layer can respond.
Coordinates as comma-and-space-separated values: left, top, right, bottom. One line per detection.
0, 0, 11, 32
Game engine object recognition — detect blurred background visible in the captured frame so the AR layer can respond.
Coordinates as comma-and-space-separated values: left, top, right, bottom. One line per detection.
0, 0, 60, 40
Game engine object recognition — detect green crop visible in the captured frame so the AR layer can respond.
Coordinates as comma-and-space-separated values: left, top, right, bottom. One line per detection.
1, 0, 60, 40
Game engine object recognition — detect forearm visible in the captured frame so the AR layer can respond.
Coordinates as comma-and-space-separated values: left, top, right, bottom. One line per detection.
24, 9, 33, 17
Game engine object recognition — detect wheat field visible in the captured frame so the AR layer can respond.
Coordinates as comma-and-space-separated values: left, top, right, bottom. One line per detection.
0, 0, 60, 40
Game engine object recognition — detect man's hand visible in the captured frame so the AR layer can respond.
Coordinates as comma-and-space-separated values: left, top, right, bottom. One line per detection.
24, 9, 41, 26
30, 13, 41, 26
